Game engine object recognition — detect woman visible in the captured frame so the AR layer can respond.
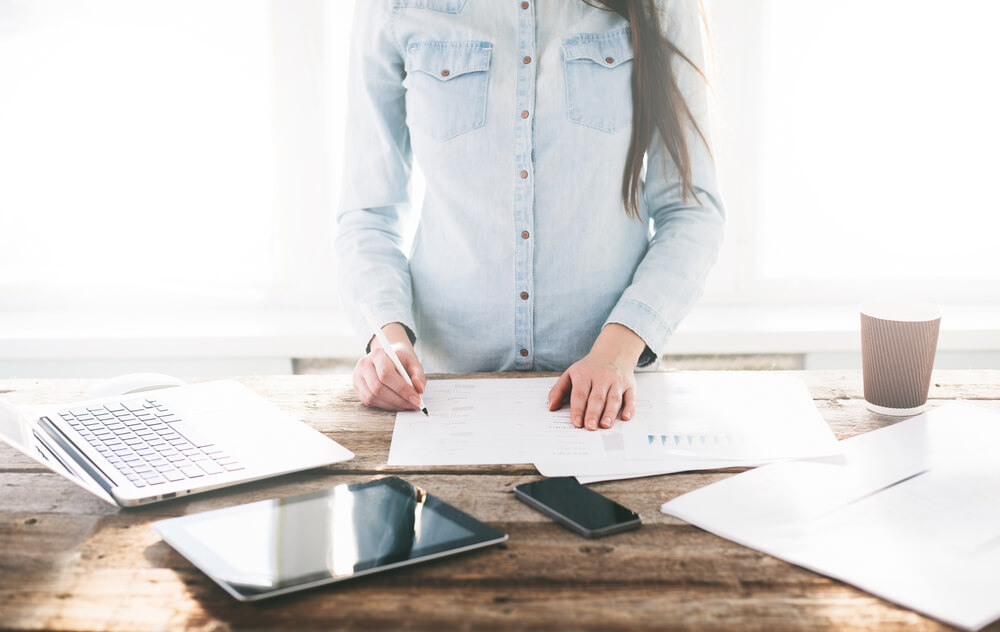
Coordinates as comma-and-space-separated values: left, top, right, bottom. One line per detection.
336, 0, 724, 431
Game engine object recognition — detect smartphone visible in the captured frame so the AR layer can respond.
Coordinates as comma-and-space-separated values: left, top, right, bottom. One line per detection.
513, 477, 641, 538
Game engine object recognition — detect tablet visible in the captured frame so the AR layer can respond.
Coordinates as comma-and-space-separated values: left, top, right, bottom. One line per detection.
154, 477, 508, 601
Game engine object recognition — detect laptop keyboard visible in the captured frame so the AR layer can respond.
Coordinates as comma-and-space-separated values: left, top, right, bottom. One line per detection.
58, 398, 243, 488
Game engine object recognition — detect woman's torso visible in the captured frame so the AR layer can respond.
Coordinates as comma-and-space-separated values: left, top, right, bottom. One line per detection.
394, 0, 651, 372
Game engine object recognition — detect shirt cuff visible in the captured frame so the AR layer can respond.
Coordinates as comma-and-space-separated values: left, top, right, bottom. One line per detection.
604, 298, 673, 368
351, 300, 418, 353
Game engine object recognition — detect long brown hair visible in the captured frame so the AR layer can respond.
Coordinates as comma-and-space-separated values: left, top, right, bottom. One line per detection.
584, 0, 711, 217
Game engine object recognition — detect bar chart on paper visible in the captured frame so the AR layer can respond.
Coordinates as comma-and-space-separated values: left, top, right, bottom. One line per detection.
622, 373, 841, 461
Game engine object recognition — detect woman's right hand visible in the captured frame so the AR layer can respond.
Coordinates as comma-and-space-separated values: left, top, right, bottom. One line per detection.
352, 322, 427, 411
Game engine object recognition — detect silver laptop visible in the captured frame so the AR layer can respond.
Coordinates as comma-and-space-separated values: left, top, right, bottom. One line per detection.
0, 380, 354, 507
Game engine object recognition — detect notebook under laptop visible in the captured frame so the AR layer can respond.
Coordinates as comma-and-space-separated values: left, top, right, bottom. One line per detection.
0, 380, 354, 507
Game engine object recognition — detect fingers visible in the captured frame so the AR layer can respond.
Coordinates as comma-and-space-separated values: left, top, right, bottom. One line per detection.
569, 376, 591, 429
621, 386, 636, 421
401, 354, 427, 394
372, 352, 422, 409
599, 386, 623, 429
548, 372, 572, 411
583, 383, 610, 431
352, 354, 419, 411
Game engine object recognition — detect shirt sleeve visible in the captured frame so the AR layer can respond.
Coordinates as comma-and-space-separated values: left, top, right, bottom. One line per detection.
335, 0, 419, 349
604, 0, 726, 365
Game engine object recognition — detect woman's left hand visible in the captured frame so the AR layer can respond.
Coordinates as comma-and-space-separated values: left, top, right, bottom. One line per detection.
547, 323, 646, 430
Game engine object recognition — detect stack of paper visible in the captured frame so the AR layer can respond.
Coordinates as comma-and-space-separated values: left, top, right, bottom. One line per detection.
388, 372, 842, 480
662, 401, 1000, 631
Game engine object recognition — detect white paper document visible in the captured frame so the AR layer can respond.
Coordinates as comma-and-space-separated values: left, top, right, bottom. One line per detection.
536, 372, 841, 480
388, 373, 841, 471
662, 401, 1000, 631
387, 378, 607, 465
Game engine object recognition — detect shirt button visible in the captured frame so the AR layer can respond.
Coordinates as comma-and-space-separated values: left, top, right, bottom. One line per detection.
605, 57, 614, 64
521, 231, 530, 239
521, 110, 529, 119
520, 292, 529, 300
441, 69, 450, 77
523, 56, 531, 64
520, 170, 528, 179
520, 349, 529, 357
521, 1, 529, 8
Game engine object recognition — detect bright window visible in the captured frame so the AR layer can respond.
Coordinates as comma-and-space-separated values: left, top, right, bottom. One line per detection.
0, 0, 277, 290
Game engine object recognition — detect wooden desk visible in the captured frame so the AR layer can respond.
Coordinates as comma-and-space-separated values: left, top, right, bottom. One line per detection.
2, 371, 998, 631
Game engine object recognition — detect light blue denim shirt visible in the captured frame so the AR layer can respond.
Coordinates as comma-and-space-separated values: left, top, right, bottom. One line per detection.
336, 0, 725, 373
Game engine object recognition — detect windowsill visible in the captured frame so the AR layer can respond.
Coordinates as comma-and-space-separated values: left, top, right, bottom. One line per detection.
0, 304, 996, 376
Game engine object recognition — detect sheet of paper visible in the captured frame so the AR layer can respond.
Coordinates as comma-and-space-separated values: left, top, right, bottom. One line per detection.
389, 373, 840, 472
662, 401, 1000, 631
387, 378, 608, 465
536, 372, 841, 480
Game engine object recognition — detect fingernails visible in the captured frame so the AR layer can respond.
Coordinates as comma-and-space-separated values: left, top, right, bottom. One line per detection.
622, 411, 631, 420
572, 416, 582, 428
586, 418, 597, 430
600, 417, 611, 428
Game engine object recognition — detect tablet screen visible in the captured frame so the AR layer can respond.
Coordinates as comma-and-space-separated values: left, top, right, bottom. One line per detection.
154, 477, 506, 600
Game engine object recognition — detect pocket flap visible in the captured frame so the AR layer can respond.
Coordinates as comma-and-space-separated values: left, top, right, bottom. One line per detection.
563, 28, 633, 68
406, 41, 492, 81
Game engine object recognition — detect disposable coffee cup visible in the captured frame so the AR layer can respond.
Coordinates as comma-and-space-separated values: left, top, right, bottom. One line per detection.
860, 300, 942, 416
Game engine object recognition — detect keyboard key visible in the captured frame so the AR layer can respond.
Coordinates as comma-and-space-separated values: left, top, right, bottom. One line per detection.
196, 460, 223, 475
162, 470, 185, 482
136, 448, 156, 457
165, 453, 187, 463
169, 421, 215, 449
189, 454, 209, 462
145, 476, 165, 485
203, 446, 225, 455
215, 457, 239, 466
222, 463, 245, 472
124, 402, 147, 413
157, 413, 180, 423
154, 463, 175, 473
147, 458, 168, 467
179, 465, 204, 478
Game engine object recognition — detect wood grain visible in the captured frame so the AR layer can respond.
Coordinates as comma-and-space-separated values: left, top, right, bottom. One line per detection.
2, 371, 999, 631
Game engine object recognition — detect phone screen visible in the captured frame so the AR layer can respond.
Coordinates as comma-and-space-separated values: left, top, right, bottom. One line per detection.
514, 477, 641, 536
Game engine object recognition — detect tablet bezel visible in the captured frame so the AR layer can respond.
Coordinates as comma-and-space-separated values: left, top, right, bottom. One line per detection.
154, 477, 508, 601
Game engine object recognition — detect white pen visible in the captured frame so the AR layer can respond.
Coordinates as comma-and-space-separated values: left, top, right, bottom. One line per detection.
360, 303, 428, 416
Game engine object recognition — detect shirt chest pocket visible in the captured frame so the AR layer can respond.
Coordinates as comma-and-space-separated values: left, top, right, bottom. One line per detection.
562, 28, 634, 134
404, 41, 492, 142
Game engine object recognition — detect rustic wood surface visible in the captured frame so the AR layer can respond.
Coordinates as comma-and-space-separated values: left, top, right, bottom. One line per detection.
1, 370, 998, 631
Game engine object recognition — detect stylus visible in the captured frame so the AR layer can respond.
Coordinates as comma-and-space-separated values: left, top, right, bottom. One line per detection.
360, 303, 429, 416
